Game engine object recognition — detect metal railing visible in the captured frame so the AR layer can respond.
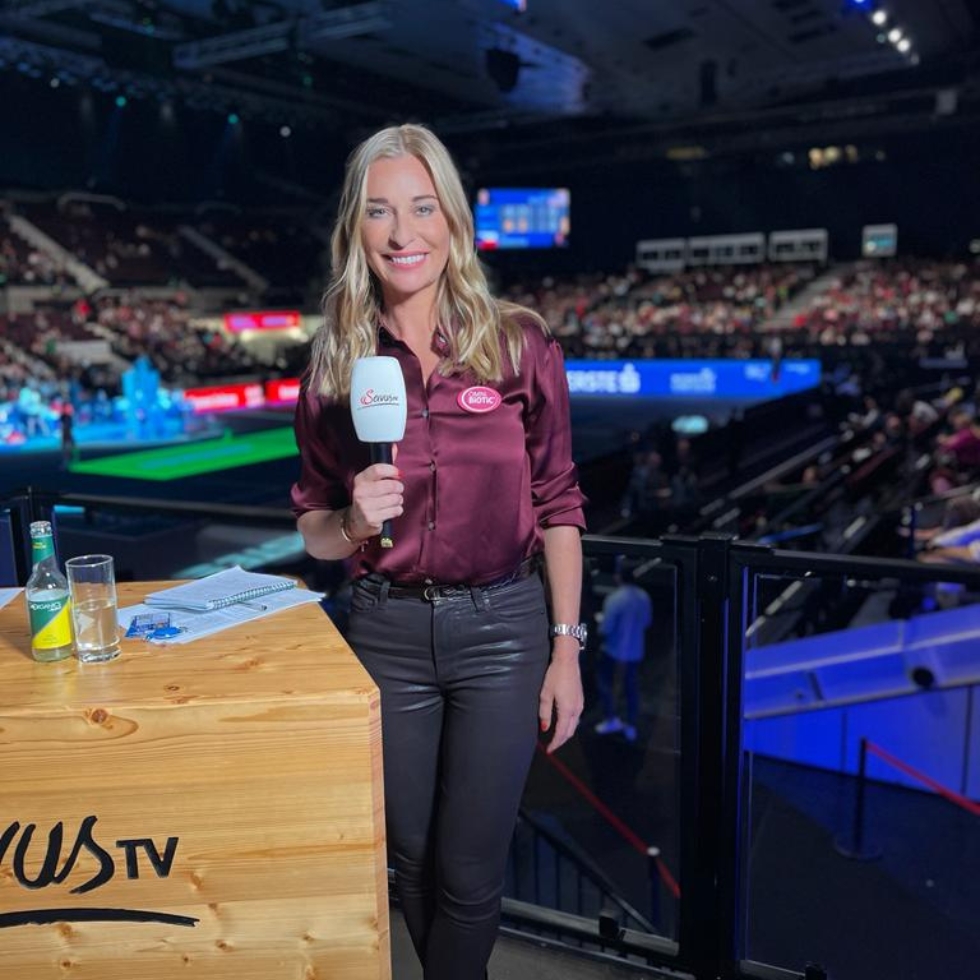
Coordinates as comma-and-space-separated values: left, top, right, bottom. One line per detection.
505, 806, 661, 936
5, 488, 980, 980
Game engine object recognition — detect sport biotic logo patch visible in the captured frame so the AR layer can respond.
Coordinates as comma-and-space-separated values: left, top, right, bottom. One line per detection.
457, 386, 502, 414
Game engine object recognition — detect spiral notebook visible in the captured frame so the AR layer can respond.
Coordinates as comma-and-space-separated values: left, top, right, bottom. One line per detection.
144, 565, 297, 612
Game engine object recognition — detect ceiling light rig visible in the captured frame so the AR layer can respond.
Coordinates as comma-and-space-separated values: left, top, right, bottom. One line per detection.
0, 28, 341, 129
861, 7, 917, 62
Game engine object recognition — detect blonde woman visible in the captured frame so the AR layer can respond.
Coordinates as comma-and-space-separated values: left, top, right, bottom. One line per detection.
291, 123, 586, 980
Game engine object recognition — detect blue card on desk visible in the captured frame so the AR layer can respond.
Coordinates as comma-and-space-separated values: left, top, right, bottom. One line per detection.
126, 612, 173, 638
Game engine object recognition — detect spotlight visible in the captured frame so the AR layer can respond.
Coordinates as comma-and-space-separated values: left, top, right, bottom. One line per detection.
887, 27, 902, 43
228, 112, 239, 124
50, 77, 60, 88
897, 38, 911, 53
871, 10, 887, 26
115, 95, 127, 107
279, 125, 291, 138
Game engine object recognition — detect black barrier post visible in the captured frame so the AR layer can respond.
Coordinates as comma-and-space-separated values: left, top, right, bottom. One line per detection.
853, 738, 869, 854
834, 737, 882, 861
7, 500, 31, 587
678, 533, 734, 980
901, 505, 918, 560
647, 846, 662, 933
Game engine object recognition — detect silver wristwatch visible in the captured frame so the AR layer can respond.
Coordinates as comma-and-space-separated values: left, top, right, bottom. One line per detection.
549, 622, 588, 649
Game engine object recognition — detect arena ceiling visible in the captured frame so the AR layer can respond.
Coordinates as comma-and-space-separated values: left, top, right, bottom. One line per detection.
2, 0, 979, 166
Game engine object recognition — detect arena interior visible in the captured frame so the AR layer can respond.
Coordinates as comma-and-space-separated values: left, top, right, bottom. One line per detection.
2, 2, 980, 979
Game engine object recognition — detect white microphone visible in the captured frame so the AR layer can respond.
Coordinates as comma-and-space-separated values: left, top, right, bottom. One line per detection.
350, 356, 408, 548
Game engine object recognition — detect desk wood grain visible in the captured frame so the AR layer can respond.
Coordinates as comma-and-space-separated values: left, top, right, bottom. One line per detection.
0, 582, 390, 979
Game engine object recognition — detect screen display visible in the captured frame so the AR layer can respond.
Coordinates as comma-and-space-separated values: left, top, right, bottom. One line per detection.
861, 224, 898, 258
475, 187, 570, 250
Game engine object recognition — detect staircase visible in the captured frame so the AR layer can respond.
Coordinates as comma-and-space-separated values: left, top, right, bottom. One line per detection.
7, 214, 109, 293
760, 263, 848, 332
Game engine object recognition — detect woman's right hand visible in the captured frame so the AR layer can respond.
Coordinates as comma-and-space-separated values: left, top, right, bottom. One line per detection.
347, 460, 403, 541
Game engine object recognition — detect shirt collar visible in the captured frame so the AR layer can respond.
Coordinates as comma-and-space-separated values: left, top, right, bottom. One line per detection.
377, 322, 452, 358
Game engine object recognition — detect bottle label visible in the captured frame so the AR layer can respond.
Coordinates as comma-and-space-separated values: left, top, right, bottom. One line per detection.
32, 536, 55, 564
29, 597, 72, 650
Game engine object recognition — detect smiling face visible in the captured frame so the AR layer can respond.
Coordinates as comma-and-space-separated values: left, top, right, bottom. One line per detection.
361, 153, 451, 310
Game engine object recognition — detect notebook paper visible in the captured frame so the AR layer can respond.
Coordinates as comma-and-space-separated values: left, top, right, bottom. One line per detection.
120, 586, 324, 645
144, 565, 296, 612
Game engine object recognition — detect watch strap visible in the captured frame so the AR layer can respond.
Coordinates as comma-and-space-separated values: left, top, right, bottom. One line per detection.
549, 622, 588, 647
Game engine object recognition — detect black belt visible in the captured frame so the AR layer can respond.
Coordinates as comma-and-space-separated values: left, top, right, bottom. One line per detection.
367, 554, 542, 602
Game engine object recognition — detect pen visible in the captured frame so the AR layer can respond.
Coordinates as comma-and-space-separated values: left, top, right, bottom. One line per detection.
241, 601, 267, 611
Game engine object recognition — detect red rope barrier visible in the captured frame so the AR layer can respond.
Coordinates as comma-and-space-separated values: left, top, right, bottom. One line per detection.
536, 742, 682, 900
653, 854, 681, 901
865, 741, 980, 817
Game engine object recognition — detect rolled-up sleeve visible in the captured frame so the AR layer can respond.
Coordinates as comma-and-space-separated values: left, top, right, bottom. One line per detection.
525, 331, 587, 529
290, 388, 351, 519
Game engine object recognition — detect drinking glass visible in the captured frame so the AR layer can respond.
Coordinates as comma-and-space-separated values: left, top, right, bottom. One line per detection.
66, 554, 121, 663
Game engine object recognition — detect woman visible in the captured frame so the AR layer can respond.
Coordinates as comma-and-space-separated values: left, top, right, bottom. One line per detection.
291, 124, 586, 980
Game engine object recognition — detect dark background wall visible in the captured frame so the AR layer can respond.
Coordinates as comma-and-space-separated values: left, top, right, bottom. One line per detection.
476, 127, 980, 275
3, 72, 978, 273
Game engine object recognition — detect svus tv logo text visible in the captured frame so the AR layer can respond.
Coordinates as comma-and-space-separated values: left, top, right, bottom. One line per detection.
0, 814, 198, 929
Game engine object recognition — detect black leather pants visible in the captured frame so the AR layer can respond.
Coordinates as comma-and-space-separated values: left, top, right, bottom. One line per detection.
347, 572, 550, 980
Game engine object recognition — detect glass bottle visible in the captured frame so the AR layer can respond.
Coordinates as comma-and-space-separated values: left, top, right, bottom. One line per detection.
25, 520, 73, 662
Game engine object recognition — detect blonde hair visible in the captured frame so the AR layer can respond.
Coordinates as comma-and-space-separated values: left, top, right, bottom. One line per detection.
307, 123, 545, 398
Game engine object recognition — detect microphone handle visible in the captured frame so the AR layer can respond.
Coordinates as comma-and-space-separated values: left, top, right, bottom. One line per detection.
370, 443, 395, 548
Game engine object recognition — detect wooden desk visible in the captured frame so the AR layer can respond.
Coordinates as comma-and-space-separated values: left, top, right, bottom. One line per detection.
0, 583, 389, 979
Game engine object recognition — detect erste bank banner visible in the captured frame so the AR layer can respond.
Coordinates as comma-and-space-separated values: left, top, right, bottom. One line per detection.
182, 359, 821, 414
563, 359, 821, 399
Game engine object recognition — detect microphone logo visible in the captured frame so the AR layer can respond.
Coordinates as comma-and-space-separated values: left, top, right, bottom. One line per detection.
358, 388, 402, 408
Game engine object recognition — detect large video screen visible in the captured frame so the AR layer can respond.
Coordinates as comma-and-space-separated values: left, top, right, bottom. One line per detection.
475, 187, 570, 250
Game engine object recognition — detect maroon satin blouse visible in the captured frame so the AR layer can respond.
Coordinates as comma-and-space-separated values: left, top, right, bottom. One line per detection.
291, 320, 586, 585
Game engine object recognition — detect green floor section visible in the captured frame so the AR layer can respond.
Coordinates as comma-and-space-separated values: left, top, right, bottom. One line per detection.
71, 429, 298, 481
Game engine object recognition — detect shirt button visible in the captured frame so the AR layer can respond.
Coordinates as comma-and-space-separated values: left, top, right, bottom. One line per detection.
421, 408, 430, 418
429, 461, 436, 472
427, 521, 435, 530
424, 578, 433, 585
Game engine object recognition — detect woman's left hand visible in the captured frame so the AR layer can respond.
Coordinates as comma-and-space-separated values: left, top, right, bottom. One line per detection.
539, 644, 584, 754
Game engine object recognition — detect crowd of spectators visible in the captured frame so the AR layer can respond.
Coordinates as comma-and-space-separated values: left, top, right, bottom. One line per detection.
788, 259, 980, 343
501, 263, 816, 360
0, 292, 259, 444
3, 254, 980, 469
91, 295, 257, 385
4, 198, 329, 297
495, 258, 980, 372
195, 211, 328, 299
0, 221, 72, 287
18, 200, 248, 290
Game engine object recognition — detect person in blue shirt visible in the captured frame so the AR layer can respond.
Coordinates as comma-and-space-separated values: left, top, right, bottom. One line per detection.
594, 559, 653, 742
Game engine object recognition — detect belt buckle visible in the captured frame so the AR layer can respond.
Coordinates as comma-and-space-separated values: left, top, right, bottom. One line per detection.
423, 585, 439, 601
